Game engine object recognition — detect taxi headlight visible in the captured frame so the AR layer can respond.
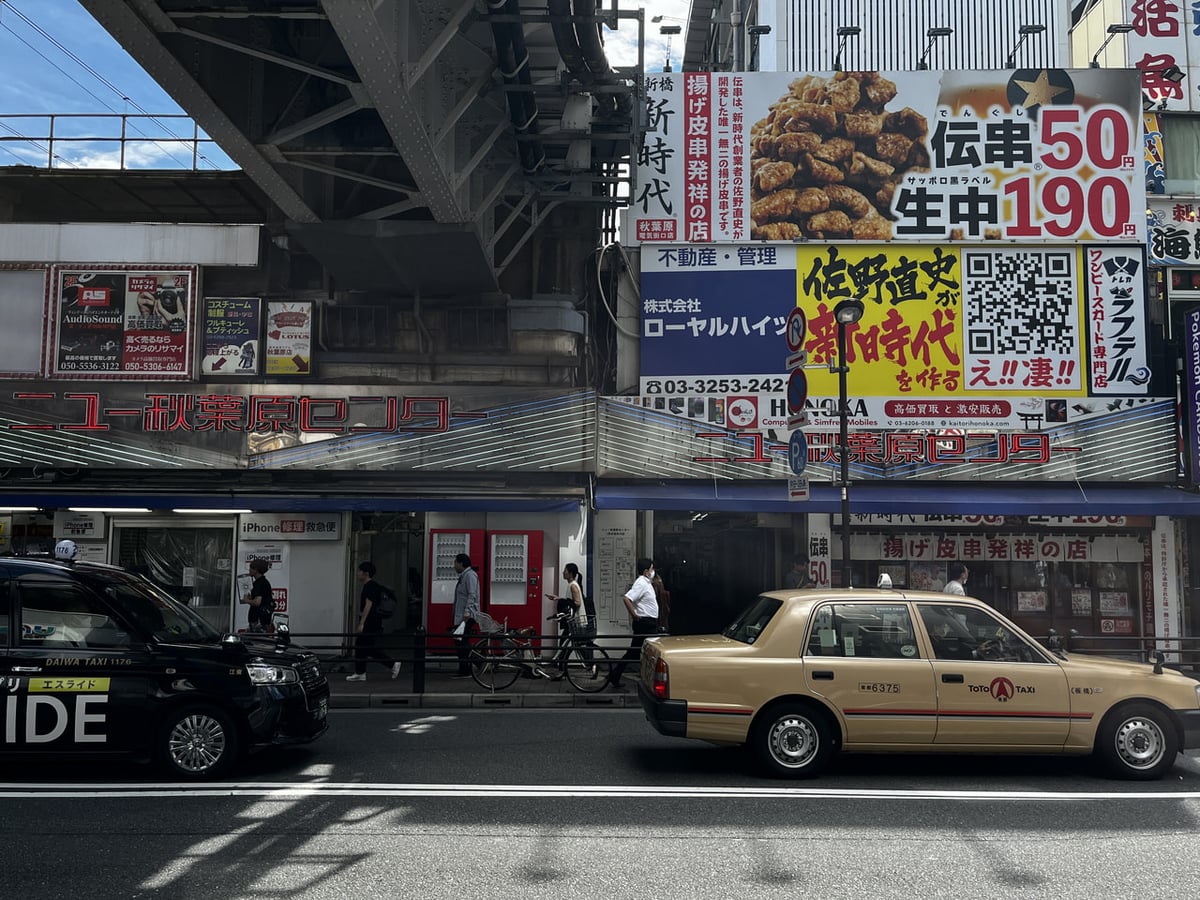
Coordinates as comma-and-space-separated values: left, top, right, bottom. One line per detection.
247, 663, 299, 685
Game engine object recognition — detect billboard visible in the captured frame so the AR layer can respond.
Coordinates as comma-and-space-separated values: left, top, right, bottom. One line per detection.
631, 68, 1144, 245
50, 266, 194, 379
640, 243, 1155, 431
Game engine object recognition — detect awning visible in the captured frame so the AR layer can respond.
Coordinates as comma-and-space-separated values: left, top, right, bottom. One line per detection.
595, 482, 1200, 517
0, 493, 581, 514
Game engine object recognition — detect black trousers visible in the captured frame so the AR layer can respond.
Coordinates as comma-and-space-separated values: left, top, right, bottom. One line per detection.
455, 618, 479, 674
354, 630, 396, 674
608, 616, 659, 685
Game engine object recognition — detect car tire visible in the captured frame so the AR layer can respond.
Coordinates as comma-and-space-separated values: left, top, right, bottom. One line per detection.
157, 704, 241, 780
1095, 701, 1179, 781
751, 702, 836, 779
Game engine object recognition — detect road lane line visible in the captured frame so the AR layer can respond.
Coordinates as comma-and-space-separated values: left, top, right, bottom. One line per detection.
1, 783, 1198, 800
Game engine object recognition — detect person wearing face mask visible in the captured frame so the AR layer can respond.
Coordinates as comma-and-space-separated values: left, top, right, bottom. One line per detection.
605, 557, 659, 691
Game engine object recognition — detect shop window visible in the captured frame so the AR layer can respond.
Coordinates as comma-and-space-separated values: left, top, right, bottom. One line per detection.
1162, 116, 1200, 195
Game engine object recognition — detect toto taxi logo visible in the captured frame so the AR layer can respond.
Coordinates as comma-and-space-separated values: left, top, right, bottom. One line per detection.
989, 676, 1014, 702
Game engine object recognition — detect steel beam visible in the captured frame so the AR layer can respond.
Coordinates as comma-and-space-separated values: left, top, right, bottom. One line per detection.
321, 0, 463, 221
79, 0, 319, 223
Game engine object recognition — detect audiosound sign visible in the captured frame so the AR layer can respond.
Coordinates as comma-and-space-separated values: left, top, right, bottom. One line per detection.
1183, 309, 1200, 485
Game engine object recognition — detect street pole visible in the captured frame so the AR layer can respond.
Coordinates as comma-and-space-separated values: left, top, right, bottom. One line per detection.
837, 318, 851, 588
831, 297, 864, 589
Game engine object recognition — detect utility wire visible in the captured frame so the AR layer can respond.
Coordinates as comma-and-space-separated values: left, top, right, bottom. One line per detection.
0, 117, 79, 168
0, 0, 217, 169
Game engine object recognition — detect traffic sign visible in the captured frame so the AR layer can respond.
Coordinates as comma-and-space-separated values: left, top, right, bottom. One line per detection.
785, 308, 807, 354
786, 369, 808, 414
785, 348, 808, 370
787, 476, 810, 501
788, 431, 808, 475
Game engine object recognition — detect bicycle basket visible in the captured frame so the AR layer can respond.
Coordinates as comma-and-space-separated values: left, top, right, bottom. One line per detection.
474, 611, 504, 634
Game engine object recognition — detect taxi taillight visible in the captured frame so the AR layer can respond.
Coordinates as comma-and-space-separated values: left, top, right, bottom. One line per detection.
652, 657, 669, 700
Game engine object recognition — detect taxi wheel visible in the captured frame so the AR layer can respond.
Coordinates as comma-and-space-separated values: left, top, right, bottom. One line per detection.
157, 705, 241, 780
751, 703, 835, 779
1095, 702, 1179, 781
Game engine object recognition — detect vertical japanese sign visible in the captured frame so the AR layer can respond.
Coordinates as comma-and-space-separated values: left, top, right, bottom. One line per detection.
53, 267, 192, 378
630, 69, 1143, 244
201, 298, 262, 376
264, 301, 313, 376
1182, 308, 1200, 485
1147, 198, 1200, 264
1124, 0, 1190, 110
1084, 248, 1150, 393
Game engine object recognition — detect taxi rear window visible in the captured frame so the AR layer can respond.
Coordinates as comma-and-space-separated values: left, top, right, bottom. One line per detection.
723, 596, 782, 644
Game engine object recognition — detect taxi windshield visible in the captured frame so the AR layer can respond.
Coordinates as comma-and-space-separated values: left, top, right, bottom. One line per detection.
723, 596, 782, 644
84, 570, 222, 644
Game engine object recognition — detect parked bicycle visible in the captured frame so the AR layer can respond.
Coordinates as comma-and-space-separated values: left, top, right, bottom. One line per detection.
468, 611, 611, 692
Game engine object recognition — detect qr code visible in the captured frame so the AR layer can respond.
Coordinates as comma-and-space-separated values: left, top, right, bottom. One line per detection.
962, 250, 1078, 356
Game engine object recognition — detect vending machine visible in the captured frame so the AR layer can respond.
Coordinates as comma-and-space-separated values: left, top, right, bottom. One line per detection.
486, 530, 544, 634
427, 528, 484, 647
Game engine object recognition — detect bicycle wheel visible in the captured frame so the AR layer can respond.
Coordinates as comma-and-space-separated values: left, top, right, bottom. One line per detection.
469, 637, 522, 691
563, 643, 611, 693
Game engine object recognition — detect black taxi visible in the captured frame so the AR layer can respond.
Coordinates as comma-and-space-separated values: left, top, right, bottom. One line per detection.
0, 556, 329, 779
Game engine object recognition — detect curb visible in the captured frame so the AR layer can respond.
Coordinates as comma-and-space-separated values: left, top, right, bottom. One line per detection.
331, 691, 632, 710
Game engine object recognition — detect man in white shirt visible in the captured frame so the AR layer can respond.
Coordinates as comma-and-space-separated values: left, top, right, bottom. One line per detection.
944, 562, 968, 595
606, 557, 659, 690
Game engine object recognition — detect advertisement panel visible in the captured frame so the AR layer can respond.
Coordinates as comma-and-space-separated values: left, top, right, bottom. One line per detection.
201, 298, 262, 376
640, 243, 1153, 430
1182, 308, 1200, 485
51, 266, 193, 379
632, 69, 1144, 245
1147, 198, 1200, 265
264, 301, 313, 376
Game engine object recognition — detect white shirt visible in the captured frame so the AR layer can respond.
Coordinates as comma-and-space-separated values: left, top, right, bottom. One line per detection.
625, 574, 659, 619
944, 579, 966, 595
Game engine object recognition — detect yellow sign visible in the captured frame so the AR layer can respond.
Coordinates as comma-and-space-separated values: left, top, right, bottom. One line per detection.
28, 677, 111, 693
798, 244, 1087, 399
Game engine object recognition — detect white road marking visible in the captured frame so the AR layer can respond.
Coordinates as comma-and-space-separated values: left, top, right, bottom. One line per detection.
0, 782, 1198, 801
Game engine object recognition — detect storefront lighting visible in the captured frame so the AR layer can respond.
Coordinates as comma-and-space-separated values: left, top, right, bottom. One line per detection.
916, 27, 952, 71
0, 507, 40, 512
832, 297, 865, 588
1004, 24, 1045, 68
1090, 23, 1133, 68
172, 509, 253, 514
68, 507, 150, 513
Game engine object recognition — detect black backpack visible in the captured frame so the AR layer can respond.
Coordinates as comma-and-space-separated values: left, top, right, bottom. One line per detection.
376, 585, 398, 619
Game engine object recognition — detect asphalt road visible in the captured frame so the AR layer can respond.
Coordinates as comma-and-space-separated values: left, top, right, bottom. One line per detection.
2, 709, 1199, 899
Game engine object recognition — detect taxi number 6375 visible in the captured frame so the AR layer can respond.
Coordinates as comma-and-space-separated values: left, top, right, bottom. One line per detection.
858, 682, 901, 693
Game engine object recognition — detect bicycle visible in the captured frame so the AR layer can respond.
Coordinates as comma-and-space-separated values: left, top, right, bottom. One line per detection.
467, 612, 612, 692
540, 611, 613, 692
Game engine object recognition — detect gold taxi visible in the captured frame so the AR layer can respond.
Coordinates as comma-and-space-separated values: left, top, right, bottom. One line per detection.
637, 584, 1200, 780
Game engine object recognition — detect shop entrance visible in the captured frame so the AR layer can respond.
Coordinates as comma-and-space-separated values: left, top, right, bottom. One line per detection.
113, 521, 236, 632
652, 511, 799, 634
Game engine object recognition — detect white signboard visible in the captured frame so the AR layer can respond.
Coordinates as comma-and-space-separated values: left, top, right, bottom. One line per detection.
53, 510, 104, 540
238, 541, 290, 616
239, 513, 341, 541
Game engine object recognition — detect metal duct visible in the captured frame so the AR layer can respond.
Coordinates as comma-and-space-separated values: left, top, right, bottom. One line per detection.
487, 0, 545, 174
571, 0, 631, 119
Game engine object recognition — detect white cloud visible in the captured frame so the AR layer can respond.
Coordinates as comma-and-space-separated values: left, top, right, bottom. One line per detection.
603, 0, 694, 72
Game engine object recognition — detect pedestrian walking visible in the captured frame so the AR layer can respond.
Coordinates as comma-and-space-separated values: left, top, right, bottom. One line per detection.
605, 557, 659, 690
345, 561, 403, 682
452, 553, 480, 677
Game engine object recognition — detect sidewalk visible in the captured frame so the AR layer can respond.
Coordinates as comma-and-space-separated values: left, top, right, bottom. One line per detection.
325, 661, 640, 710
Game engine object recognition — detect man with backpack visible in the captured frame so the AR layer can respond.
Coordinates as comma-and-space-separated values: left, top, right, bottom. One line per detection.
346, 560, 403, 682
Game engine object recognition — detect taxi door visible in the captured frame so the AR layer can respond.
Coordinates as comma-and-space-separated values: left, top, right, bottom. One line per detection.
915, 602, 1071, 747
802, 600, 937, 746
1, 569, 156, 756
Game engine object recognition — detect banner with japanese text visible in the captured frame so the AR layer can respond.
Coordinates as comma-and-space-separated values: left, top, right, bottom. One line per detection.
201, 298, 262, 376
631, 68, 1144, 245
1147, 197, 1200, 264
640, 243, 1155, 431
1105, 0, 1200, 112
51, 266, 194, 379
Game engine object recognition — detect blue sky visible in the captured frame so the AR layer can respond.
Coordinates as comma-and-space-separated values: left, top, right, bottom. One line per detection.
0, 0, 690, 169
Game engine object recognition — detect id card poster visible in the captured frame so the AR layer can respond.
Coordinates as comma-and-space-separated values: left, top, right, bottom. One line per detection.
237, 541, 289, 616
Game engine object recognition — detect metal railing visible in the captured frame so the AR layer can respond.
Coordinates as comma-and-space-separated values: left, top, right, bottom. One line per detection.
0, 113, 236, 171
1044, 631, 1200, 671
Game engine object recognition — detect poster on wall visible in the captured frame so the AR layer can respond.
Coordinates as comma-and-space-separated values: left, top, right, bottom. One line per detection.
264, 301, 313, 376
52, 266, 194, 378
640, 243, 1159, 431
630, 68, 1143, 245
201, 298, 262, 376
237, 541, 289, 616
